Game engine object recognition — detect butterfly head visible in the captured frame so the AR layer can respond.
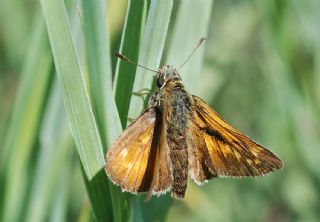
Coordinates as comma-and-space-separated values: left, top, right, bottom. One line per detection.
157, 65, 182, 88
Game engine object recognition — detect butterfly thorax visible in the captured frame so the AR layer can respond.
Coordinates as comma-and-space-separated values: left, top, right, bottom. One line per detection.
149, 65, 193, 198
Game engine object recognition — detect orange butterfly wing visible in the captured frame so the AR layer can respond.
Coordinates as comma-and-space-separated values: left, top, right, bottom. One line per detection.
106, 108, 172, 195
190, 96, 283, 180
187, 115, 217, 185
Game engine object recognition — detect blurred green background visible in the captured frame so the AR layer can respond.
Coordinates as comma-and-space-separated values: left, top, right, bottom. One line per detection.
1, 0, 319, 221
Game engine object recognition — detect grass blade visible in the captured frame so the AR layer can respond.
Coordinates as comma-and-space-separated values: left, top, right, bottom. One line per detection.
81, 0, 128, 220
127, 0, 173, 122
0, 0, 29, 65
40, 0, 117, 221
49, 164, 72, 222
40, 0, 103, 184
25, 80, 73, 222
165, 0, 213, 93
0, 12, 52, 222
114, 0, 148, 127
81, 0, 122, 149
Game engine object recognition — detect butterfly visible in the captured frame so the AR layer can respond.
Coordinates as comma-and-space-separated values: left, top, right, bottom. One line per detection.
106, 39, 283, 199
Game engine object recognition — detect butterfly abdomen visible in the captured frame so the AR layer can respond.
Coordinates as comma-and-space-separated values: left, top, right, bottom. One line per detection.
163, 84, 192, 198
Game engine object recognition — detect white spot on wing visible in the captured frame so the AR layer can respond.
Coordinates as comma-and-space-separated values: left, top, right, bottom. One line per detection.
119, 149, 128, 158
125, 162, 133, 169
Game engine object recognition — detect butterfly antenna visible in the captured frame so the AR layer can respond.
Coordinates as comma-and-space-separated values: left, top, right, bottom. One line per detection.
115, 53, 158, 73
178, 37, 207, 70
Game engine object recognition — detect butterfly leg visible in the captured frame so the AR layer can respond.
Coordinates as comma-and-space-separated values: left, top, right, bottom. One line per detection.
132, 88, 152, 105
127, 116, 135, 124
132, 88, 152, 97
148, 91, 162, 108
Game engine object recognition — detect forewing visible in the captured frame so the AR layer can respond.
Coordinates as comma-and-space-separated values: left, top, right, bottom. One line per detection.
192, 96, 283, 177
106, 107, 172, 195
106, 108, 156, 193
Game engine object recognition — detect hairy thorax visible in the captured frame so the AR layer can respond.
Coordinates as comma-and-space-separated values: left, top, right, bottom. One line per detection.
162, 80, 192, 139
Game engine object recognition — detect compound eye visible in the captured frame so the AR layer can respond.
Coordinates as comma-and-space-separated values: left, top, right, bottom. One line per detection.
157, 75, 165, 88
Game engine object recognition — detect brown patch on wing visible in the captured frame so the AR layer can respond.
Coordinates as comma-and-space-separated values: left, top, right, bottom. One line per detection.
106, 108, 172, 196
147, 118, 173, 198
192, 96, 283, 177
187, 113, 217, 185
